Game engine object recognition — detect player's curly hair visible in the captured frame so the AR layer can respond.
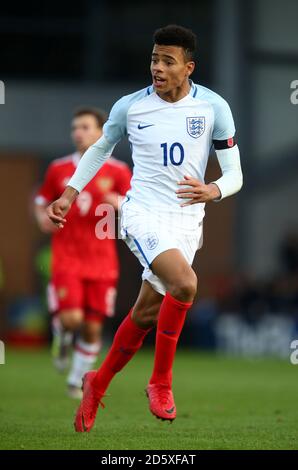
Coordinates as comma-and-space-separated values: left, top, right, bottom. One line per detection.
153, 24, 197, 61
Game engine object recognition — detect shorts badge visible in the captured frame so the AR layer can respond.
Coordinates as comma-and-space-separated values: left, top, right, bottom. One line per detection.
145, 232, 159, 250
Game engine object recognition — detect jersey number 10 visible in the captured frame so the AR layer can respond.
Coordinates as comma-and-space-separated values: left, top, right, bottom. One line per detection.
161, 142, 184, 166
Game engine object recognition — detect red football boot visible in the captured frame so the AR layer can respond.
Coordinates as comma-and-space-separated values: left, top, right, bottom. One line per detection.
74, 371, 105, 432
145, 383, 176, 421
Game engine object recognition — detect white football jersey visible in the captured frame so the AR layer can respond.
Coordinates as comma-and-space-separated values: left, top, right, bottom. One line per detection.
68, 80, 236, 229
102, 80, 235, 226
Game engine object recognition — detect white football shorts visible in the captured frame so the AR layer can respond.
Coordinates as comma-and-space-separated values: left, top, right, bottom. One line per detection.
120, 196, 203, 295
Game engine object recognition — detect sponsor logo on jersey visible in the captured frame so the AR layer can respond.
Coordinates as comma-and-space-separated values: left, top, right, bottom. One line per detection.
138, 123, 154, 130
57, 287, 68, 300
186, 116, 205, 138
145, 232, 159, 250
96, 177, 114, 192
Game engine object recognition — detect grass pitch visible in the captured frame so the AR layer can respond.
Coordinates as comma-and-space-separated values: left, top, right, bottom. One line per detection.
0, 347, 297, 450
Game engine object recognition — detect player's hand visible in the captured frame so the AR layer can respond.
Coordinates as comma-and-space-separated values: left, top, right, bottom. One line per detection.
176, 175, 221, 207
38, 212, 59, 234
47, 186, 78, 228
46, 197, 70, 228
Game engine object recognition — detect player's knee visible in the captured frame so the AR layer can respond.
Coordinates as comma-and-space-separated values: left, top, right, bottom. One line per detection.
59, 310, 84, 331
169, 272, 197, 302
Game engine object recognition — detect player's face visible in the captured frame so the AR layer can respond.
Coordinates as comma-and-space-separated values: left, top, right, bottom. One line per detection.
71, 115, 102, 153
151, 44, 195, 99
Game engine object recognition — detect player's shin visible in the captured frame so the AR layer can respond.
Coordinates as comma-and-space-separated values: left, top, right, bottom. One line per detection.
92, 309, 152, 394
149, 292, 192, 387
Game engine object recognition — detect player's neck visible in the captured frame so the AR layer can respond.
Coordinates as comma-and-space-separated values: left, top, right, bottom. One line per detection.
156, 80, 191, 103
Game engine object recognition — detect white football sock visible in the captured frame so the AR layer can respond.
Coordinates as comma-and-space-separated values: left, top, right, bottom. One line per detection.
67, 339, 101, 388
51, 316, 73, 355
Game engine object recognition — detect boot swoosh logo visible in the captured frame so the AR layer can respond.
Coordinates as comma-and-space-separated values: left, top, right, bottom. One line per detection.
138, 124, 154, 129
165, 406, 175, 414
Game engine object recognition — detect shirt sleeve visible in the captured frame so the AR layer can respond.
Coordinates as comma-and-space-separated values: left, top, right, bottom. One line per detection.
212, 97, 236, 141
34, 164, 57, 205
212, 145, 243, 200
102, 95, 130, 144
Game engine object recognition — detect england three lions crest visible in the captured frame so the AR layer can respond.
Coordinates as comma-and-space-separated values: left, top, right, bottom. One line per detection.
186, 116, 205, 139
145, 232, 159, 251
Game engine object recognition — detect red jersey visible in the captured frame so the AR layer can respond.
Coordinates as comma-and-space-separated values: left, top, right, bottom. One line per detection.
36, 153, 132, 281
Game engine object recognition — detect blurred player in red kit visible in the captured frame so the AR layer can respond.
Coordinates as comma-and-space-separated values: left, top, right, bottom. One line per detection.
34, 107, 131, 398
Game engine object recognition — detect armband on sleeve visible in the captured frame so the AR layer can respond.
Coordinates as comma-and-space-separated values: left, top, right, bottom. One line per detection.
213, 137, 236, 150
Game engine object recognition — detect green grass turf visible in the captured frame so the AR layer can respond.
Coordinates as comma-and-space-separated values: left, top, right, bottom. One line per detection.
0, 347, 297, 450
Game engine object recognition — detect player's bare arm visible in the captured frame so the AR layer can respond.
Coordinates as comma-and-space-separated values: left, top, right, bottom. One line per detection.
47, 186, 78, 228
176, 175, 221, 206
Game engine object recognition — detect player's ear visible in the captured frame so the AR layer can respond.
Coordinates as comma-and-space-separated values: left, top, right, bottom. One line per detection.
186, 61, 195, 77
